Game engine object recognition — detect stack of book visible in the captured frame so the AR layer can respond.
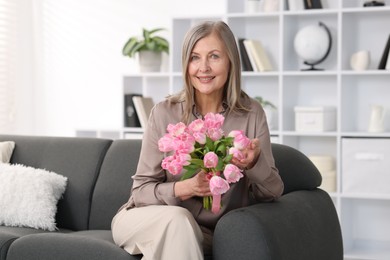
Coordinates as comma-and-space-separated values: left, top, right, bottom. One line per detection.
237, 38, 273, 72
124, 94, 155, 129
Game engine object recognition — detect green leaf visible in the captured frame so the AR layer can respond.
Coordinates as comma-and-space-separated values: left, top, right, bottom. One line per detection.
181, 167, 198, 180
206, 137, 214, 151
223, 154, 233, 163
190, 158, 204, 167
215, 157, 225, 172
185, 164, 200, 170
123, 27, 169, 59
122, 37, 139, 57
215, 143, 226, 155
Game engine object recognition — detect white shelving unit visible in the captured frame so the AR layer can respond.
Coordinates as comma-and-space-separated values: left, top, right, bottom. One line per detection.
120, 1, 390, 259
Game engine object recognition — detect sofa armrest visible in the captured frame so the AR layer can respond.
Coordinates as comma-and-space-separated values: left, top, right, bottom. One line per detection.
213, 189, 343, 260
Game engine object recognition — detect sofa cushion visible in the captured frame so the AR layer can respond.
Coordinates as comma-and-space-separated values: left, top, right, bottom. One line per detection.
0, 135, 112, 231
0, 163, 67, 231
0, 141, 15, 163
6, 232, 138, 260
89, 139, 142, 230
0, 226, 72, 260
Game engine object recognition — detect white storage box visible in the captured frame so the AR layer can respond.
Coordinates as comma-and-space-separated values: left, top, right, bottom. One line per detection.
342, 138, 390, 194
294, 106, 336, 132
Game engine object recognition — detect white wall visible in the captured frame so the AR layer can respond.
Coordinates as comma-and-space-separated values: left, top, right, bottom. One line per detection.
15, 0, 225, 137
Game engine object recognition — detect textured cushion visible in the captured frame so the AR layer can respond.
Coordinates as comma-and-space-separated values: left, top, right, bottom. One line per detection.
0, 164, 67, 231
0, 141, 15, 163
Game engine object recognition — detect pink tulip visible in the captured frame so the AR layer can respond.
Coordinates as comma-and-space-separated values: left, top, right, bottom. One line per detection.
229, 147, 245, 161
158, 134, 174, 152
161, 155, 182, 175
204, 113, 224, 129
177, 153, 191, 166
167, 122, 187, 137
229, 130, 250, 150
209, 175, 230, 195
204, 152, 218, 168
188, 119, 206, 133
193, 131, 206, 144
161, 153, 188, 175
223, 164, 243, 183
207, 127, 224, 141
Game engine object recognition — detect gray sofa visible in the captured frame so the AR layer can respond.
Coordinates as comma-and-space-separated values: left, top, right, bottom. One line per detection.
0, 134, 343, 260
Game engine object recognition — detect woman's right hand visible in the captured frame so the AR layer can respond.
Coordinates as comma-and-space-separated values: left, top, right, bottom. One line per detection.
174, 170, 212, 201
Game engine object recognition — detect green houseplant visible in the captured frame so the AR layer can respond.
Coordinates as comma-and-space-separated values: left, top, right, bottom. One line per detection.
122, 28, 169, 72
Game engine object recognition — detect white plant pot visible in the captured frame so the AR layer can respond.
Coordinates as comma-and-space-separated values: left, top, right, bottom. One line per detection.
264, 106, 277, 130
138, 51, 162, 72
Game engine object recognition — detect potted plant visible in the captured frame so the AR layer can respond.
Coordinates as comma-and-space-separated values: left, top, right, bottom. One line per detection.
255, 96, 278, 130
122, 28, 169, 73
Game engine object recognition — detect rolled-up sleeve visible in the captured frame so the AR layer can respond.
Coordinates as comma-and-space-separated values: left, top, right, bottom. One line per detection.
244, 101, 284, 201
131, 105, 182, 207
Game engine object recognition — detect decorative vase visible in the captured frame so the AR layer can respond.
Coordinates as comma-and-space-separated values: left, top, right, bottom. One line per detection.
368, 105, 385, 132
138, 51, 162, 72
350, 50, 370, 71
246, 0, 261, 13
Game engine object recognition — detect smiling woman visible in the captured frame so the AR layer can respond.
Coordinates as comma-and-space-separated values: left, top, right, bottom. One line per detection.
111, 20, 283, 260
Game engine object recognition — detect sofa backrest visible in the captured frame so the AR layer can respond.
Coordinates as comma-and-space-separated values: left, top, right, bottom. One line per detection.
271, 143, 322, 194
0, 135, 112, 231
89, 139, 142, 230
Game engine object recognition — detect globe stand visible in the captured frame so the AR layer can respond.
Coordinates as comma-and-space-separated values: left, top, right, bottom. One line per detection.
299, 22, 332, 71
302, 61, 325, 71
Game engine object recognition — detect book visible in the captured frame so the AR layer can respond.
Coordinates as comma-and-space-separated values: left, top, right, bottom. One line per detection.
304, 0, 322, 9
378, 34, 390, 70
243, 39, 273, 72
386, 48, 390, 70
124, 94, 141, 127
238, 38, 253, 71
132, 96, 155, 129
288, 0, 304, 11
243, 40, 259, 72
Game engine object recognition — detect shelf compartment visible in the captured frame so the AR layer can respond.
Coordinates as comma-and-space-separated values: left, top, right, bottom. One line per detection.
342, 0, 390, 9
228, 15, 280, 71
341, 197, 390, 260
282, 75, 338, 132
341, 9, 390, 71
283, 13, 338, 71
340, 74, 390, 133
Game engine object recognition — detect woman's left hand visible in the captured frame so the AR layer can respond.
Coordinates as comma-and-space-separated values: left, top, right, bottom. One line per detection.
231, 138, 261, 170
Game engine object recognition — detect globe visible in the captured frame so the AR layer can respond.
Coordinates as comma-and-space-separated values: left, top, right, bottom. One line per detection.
294, 22, 332, 70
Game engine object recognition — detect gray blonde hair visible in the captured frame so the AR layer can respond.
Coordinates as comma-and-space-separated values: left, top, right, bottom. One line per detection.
169, 20, 250, 124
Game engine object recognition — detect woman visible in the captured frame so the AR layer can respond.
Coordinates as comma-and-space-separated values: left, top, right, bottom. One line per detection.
112, 20, 284, 260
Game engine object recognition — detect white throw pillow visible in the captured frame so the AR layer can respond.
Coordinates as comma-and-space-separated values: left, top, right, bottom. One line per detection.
0, 141, 15, 163
0, 163, 67, 231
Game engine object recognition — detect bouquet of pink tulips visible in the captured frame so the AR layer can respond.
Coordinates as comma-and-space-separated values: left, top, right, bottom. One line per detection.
158, 113, 251, 213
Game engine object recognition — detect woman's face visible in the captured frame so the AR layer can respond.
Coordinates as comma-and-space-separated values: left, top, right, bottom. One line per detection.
188, 32, 230, 97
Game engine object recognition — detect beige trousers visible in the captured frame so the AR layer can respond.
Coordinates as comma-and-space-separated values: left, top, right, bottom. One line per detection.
111, 205, 205, 260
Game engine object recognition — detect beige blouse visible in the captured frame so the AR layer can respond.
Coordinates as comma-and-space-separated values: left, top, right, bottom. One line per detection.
121, 96, 284, 230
